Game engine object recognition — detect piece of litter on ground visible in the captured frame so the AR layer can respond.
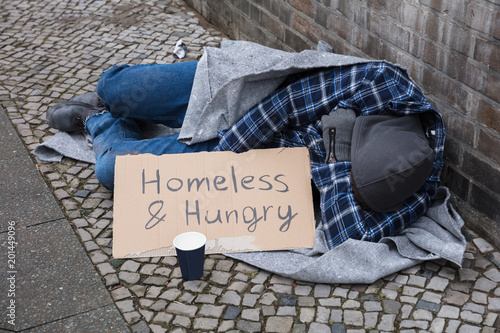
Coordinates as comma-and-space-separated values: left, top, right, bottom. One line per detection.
173, 39, 188, 59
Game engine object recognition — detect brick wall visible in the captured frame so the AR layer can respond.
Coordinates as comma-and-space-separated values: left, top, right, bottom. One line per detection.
184, 0, 500, 248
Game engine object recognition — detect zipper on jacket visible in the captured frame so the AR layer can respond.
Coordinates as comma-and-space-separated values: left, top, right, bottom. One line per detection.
327, 128, 336, 163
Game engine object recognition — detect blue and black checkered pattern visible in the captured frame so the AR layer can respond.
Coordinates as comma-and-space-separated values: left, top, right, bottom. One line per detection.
214, 62, 446, 249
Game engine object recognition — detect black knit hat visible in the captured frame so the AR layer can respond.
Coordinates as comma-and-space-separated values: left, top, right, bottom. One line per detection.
350, 115, 434, 213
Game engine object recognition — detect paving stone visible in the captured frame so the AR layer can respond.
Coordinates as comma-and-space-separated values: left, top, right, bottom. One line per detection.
300, 308, 315, 323
242, 294, 259, 307
488, 298, 500, 311
241, 308, 260, 321
293, 323, 307, 333
426, 276, 449, 291
210, 271, 232, 284
318, 298, 341, 307
416, 300, 440, 313
459, 268, 479, 281
463, 302, 485, 314
473, 238, 495, 253
437, 304, 460, 319
166, 302, 198, 317
330, 323, 346, 333
484, 268, 500, 282
159, 288, 181, 301
378, 314, 396, 331
383, 299, 402, 314
308, 322, 331, 333
265, 316, 293, 332
400, 319, 429, 329
331, 309, 342, 322
195, 293, 217, 304
471, 291, 488, 304
474, 277, 497, 292
259, 292, 277, 305
276, 306, 296, 316
460, 310, 483, 324
295, 285, 312, 296
193, 317, 219, 330
116, 300, 135, 313
443, 290, 470, 306
223, 306, 242, 320
221, 290, 242, 306
262, 305, 276, 316
217, 320, 235, 332
430, 318, 446, 332
236, 320, 261, 332
121, 260, 141, 272
198, 304, 225, 317
343, 310, 363, 326
316, 306, 330, 323
364, 301, 383, 312
280, 294, 297, 306
298, 296, 315, 307
119, 271, 141, 285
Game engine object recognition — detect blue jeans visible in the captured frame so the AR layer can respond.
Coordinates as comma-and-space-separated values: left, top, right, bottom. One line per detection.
88, 61, 218, 190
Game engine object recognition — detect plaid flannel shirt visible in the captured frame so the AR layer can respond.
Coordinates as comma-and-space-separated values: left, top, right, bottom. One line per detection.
213, 62, 446, 249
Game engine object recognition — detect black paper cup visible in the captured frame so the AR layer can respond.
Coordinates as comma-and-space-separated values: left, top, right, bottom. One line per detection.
173, 232, 206, 280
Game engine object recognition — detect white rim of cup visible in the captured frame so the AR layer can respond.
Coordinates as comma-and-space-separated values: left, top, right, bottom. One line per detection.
173, 232, 207, 251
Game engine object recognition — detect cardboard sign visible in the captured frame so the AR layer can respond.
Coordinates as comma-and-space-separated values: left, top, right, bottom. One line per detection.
113, 147, 315, 258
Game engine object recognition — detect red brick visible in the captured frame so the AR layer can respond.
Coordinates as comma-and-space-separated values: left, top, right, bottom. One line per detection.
466, 2, 494, 35
261, 10, 284, 39
449, 114, 476, 146
422, 39, 439, 67
419, 0, 444, 12
442, 21, 471, 56
470, 184, 500, 223
443, 1, 467, 24
474, 38, 500, 73
402, 3, 424, 32
284, 28, 311, 51
444, 136, 465, 166
424, 11, 441, 42
462, 150, 500, 194
328, 12, 350, 41
485, 72, 500, 103
443, 165, 470, 201
291, 0, 314, 17
314, 4, 328, 29
291, 12, 321, 43
478, 129, 500, 165
494, 11, 500, 40
476, 100, 500, 133
352, 3, 369, 28
457, 59, 486, 91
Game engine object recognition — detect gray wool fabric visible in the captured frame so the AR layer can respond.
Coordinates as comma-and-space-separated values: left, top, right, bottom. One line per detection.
228, 187, 465, 284
178, 40, 375, 145
321, 108, 357, 162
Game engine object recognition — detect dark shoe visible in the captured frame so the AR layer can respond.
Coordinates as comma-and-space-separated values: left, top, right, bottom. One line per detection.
47, 93, 104, 133
70, 92, 104, 108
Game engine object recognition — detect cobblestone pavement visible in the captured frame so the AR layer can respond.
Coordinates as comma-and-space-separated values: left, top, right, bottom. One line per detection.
1, 0, 500, 332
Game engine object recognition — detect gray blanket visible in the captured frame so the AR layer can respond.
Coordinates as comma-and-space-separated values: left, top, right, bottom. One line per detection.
229, 187, 465, 284
34, 41, 466, 283
179, 40, 374, 144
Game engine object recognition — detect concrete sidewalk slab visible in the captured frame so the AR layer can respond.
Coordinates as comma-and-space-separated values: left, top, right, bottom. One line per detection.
0, 106, 129, 332
0, 107, 64, 232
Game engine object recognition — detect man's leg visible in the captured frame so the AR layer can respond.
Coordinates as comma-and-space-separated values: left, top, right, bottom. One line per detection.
87, 112, 219, 190
96, 61, 198, 128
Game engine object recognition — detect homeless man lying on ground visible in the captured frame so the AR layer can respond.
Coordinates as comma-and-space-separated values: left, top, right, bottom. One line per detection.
46, 51, 445, 251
